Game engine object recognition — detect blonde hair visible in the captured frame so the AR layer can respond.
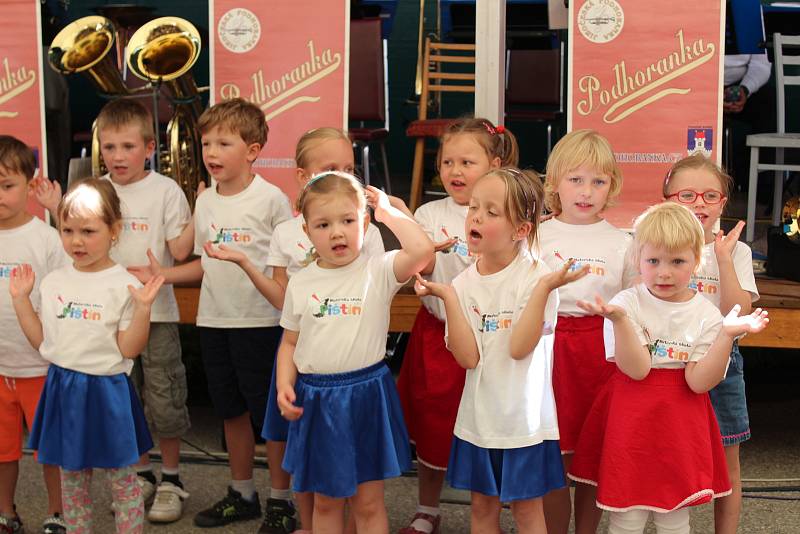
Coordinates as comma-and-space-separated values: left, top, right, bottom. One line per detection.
295, 127, 351, 170
632, 202, 704, 265
479, 167, 544, 250
0, 135, 36, 180
437, 117, 519, 169
95, 99, 155, 143
198, 98, 268, 146
544, 129, 622, 213
58, 178, 122, 231
663, 152, 733, 199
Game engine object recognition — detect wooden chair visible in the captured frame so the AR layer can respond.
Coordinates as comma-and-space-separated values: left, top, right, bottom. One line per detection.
406, 38, 476, 212
745, 33, 800, 242
349, 18, 392, 193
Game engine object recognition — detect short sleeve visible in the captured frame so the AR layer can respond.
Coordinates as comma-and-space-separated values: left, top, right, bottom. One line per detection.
279, 277, 302, 331
46, 229, 69, 272
364, 224, 386, 256
733, 242, 759, 303
270, 193, 293, 230
163, 182, 192, 241
377, 249, 405, 291
604, 290, 646, 360
689, 312, 723, 362
266, 222, 290, 268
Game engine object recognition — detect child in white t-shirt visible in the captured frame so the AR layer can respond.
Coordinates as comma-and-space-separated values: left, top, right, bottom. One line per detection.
0, 136, 67, 533
538, 129, 634, 534
569, 202, 768, 534
204, 127, 384, 532
276, 172, 433, 533
397, 118, 517, 534
416, 168, 588, 533
36, 99, 195, 521
663, 153, 759, 534
11, 179, 164, 534
128, 99, 293, 529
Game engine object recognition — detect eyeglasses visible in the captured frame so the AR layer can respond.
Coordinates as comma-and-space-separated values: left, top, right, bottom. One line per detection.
666, 189, 725, 205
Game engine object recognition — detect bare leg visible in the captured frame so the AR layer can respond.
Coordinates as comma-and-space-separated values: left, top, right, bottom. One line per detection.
714, 444, 742, 534
313, 493, 346, 534
297, 491, 314, 529
159, 437, 181, 471
543, 453, 571, 534
470, 492, 503, 534
267, 440, 291, 489
225, 413, 255, 480
0, 461, 18, 516
43, 463, 63, 514
510, 497, 547, 534
350, 480, 389, 534
418, 463, 448, 506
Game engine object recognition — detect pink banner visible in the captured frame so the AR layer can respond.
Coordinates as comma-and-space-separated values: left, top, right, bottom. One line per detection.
210, 0, 349, 201
1, 1, 47, 219
568, 0, 725, 227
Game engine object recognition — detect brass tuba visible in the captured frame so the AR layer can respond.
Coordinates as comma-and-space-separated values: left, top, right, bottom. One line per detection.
127, 17, 205, 209
48, 16, 130, 177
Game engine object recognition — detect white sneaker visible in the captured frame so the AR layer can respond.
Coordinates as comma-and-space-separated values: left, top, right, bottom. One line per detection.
147, 481, 189, 523
110, 475, 156, 514
138, 475, 156, 506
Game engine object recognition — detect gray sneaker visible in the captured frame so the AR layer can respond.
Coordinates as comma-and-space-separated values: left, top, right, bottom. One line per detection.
147, 482, 189, 523
42, 513, 67, 534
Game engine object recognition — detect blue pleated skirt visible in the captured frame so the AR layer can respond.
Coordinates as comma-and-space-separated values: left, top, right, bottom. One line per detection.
282, 361, 412, 498
262, 359, 289, 442
28, 365, 153, 471
447, 436, 565, 502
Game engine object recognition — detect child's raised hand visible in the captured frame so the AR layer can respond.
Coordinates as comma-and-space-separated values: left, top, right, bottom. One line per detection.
541, 259, 590, 290
714, 221, 745, 261
577, 295, 627, 322
364, 185, 392, 223
387, 194, 414, 218
127, 248, 163, 284
276, 385, 303, 421
128, 275, 165, 307
722, 304, 769, 337
203, 242, 247, 265
414, 273, 451, 299
32, 177, 62, 214
8, 264, 35, 300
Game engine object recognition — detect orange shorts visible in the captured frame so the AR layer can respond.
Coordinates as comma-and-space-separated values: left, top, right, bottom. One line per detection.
0, 375, 46, 462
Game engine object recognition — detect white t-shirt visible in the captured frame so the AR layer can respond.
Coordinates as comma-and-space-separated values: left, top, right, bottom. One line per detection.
0, 217, 67, 377
604, 284, 723, 369
104, 172, 191, 322
193, 175, 293, 327
691, 241, 759, 310
538, 218, 635, 316
447, 249, 560, 449
266, 215, 385, 277
281, 251, 404, 374
38, 264, 140, 376
415, 197, 474, 321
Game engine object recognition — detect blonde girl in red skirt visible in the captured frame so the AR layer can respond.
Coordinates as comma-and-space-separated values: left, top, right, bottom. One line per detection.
569, 202, 768, 534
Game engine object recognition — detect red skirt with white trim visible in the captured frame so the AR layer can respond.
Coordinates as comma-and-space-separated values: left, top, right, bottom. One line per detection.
568, 368, 731, 512
397, 306, 466, 469
552, 315, 616, 453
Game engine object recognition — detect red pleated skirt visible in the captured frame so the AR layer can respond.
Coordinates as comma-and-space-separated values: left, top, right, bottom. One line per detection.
552, 315, 616, 453
397, 306, 466, 469
568, 368, 731, 512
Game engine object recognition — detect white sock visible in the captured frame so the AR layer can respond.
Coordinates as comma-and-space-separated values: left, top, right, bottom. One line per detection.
161, 466, 179, 476
136, 463, 153, 473
270, 488, 292, 501
231, 479, 257, 501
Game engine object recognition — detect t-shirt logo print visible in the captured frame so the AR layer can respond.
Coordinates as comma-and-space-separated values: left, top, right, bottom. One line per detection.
209, 223, 252, 244
310, 293, 363, 318
297, 241, 316, 267
439, 226, 470, 256
55, 295, 102, 321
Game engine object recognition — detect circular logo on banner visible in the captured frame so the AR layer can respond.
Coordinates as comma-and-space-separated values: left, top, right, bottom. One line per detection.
578, 0, 624, 43
218, 8, 261, 53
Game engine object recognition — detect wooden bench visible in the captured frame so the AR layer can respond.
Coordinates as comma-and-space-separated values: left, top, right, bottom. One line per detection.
174, 276, 800, 349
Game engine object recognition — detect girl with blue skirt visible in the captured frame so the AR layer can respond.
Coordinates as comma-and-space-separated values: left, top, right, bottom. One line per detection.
10, 179, 163, 533
415, 168, 588, 533
275, 172, 433, 533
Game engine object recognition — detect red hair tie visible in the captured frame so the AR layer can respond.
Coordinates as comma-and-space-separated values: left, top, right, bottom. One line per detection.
496, 125, 506, 134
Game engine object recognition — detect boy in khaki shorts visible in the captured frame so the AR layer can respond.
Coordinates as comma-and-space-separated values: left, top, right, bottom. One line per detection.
36, 99, 195, 523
